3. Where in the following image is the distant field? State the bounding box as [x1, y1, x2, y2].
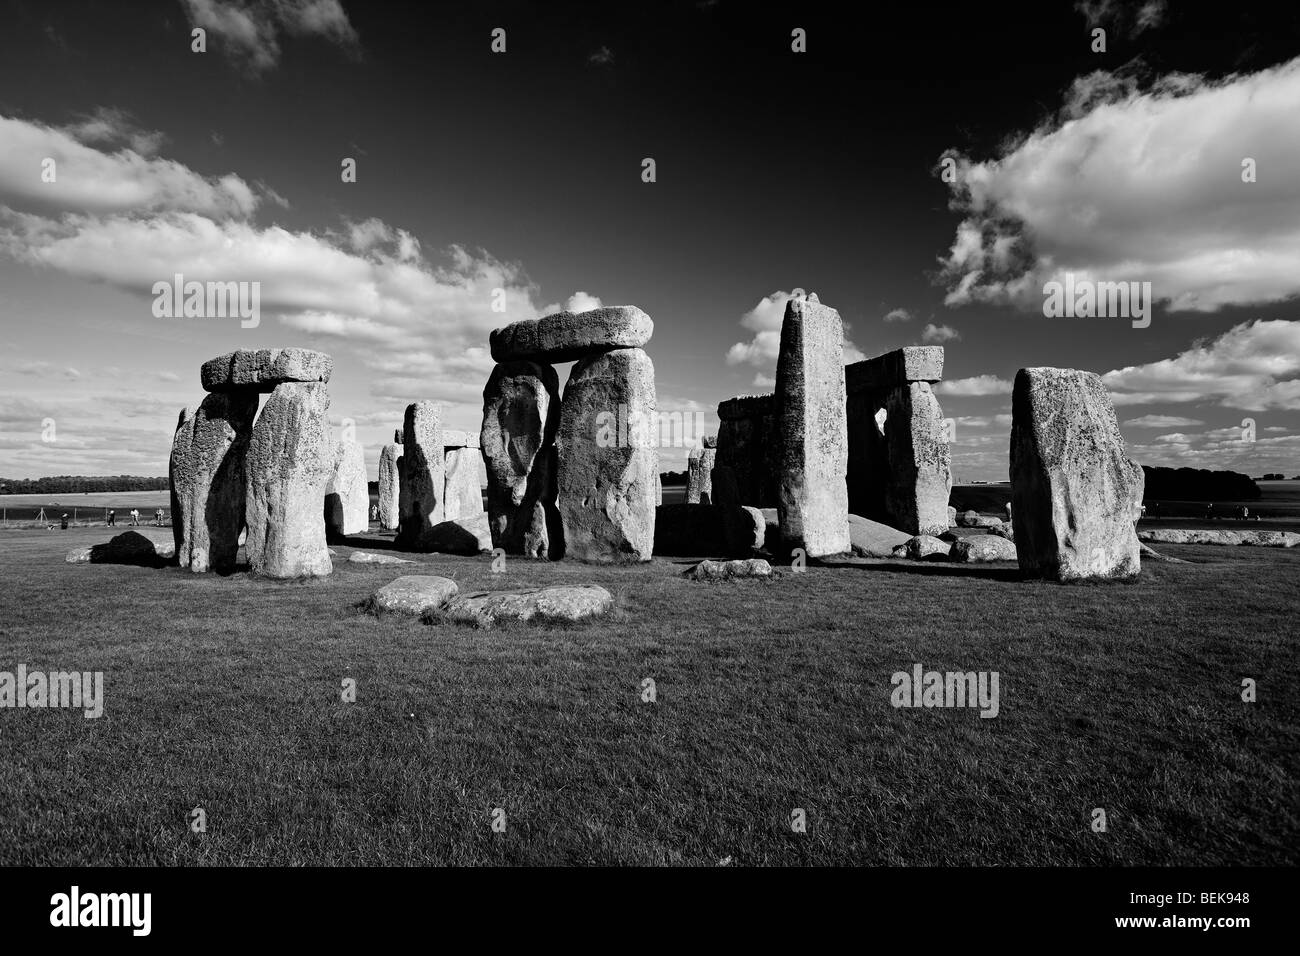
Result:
[0, 525, 1295, 865]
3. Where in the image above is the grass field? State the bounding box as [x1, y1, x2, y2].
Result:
[0, 525, 1295, 866]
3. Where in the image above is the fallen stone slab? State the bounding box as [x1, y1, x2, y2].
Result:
[433, 585, 614, 628]
[66, 531, 173, 567]
[950, 535, 1018, 563]
[348, 551, 415, 565]
[366, 575, 459, 615]
[957, 510, 1003, 529]
[426, 514, 494, 555]
[988, 521, 1014, 541]
[201, 348, 332, 393]
[1139, 542, 1190, 564]
[894, 535, 952, 561]
[490, 306, 653, 363]
[1138, 528, 1299, 548]
[683, 558, 772, 581]
[848, 514, 911, 558]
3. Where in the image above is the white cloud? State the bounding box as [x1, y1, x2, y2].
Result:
[726, 290, 866, 373]
[921, 323, 960, 344]
[0, 114, 258, 219]
[753, 373, 775, 388]
[180, 0, 360, 73]
[1122, 414, 1205, 428]
[936, 375, 1013, 397]
[62, 107, 166, 157]
[1103, 319, 1300, 410]
[1076, 0, 1167, 37]
[938, 56, 1300, 312]
[883, 307, 911, 322]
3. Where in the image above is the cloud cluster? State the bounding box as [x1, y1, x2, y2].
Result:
[180, 0, 360, 73]
[938, 56, 1300, 313]
[726, 290, 866, 381]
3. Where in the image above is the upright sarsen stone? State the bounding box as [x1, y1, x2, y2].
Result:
[1010, 367, 1144, 581]
[881, 383, 952, 536]
[397, 401, 445, 551]
[686, 441, 717, 504]
[716, 395, 778, 507]
[557, 348, 657, 562]
[444, 447, 484, 521]
[325, 438, 368, 537]
[169, 392, 257, 573]
[775, 297, 850, 557]
[245, 382, 332, 578]
[377, 433, 402, 531]
[481, 361, 561, 558]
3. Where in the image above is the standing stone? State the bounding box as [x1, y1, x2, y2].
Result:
[245, 382, 332, 578]
[444, 447, 484, 521]
[712, 464, 766, 557]
[397, 401, 445, 551]
[325, 439, 368, 536]
[377, 436, 402, 531]
[881, 383, 952, 536]
[169, 392, 257, 573]
[482, 361, 561, 558]
[1010, 367, 1144, 581]
[716, 395, 779, 507]
[654, 472, 663, 506]
[557, 348, 657, 562]
[774, 297, 850, 557]
[686, 441, 717, 504]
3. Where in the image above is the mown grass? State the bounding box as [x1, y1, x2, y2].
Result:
[0, 527, 1295, 865]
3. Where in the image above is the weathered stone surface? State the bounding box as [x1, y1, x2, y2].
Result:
[775, 297, 850, 557]
[654, 472, 663, 506]
[169, 392, 257, 573]
[66, 531, 173, 566]
[902, 534, 952, 560]
[397, 401, 445, 551]
[443, 447, 484, 521]
[958, 510, 1003, 529]
[557, 348, 657, 562]
[848, 514, 911, 558]
[325, 439, 368, 537]
[481, 361, 561, 558]
[683, 558, 772, 581]
[348, 550, 414, 565]
[366, 575, 459, 615]
[435, 585, 614, 627]
[989, 521, 1014, 541]
[377, 441, 402, 531]
[1010, 367, 1144, 581]
[845, 346, 944, 394]
[1138, 528, 1299, 548]
[490, 306, 653, 363]
[201, 348, 332, 393]
[426, 514, 493, 554]
[686, 443, 716, 504]
[245, 382, 333, 579]
[653, 503, 728, 556]
[947, 505, 958, 527]
[950, 534, 1018, 563]
[715, 395, 779, 507]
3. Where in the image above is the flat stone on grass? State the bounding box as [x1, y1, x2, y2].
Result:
[366, 575, 459, 616]
[430, 585, 614, 628]
[683, 558, 772, 581]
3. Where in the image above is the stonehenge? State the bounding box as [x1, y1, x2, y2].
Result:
[686, 437, 717, 504]
[245, 382, 334, 579]
[442, 430, 484, 522]
[397, 400, 445, 551]
[377, 430, 402, 531]
[1010, 367, 1144, 581]
[715, 395, 779, 508]
[845, 346, 951, 537]
[480, 360, 561, 558]
[169, 392, 257, 573]
[482, 305, 658, 563]
[774, 296, 850, 557]
[325, 438, 368, 537]
[170, 348, 334, 578]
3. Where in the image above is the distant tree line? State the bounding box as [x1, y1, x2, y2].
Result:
[1142, 466, 1260, 501]
[660, 470, 688, 486]
[0, 476, 169, 495]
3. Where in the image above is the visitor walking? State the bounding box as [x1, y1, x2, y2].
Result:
[107, 509, 116, 527]
[154, 508, 164, 526]
[60, 513, 69, 530]
[130, 508, 140, 526]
